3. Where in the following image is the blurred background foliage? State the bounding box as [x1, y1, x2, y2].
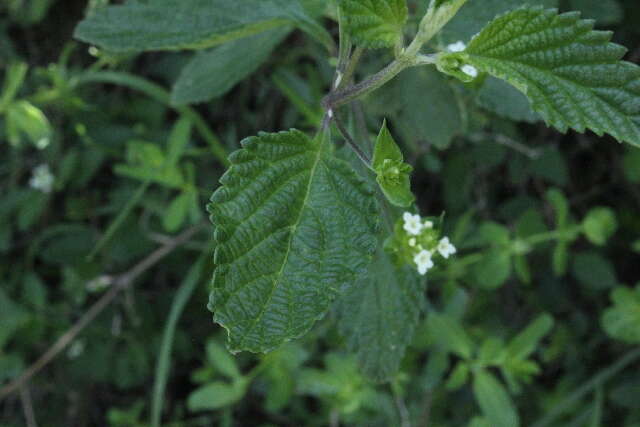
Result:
[1, 0, 640, 426]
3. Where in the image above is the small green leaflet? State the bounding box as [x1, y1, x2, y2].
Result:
[601, 285, 640, 344]
[473, 370, 520, 427]
[208, 130, 378, 353]
[74, 0, 330, 53]
[338, 249, 424, 382]
[372, 120, 415, 207]
[438, 7, 640, 147]
[339, 0, 408, 48]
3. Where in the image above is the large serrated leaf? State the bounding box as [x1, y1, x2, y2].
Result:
[74, 0, 327, 53]
[340, 0, 408, 48]
[337, 249, 424, 382]
[208, 130, 379, 353]
[447, 7, 640, 147]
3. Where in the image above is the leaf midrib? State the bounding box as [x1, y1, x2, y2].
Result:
[236, 135, 326, 349]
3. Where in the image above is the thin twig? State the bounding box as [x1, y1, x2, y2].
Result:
[0, 223, 207, 401]
[19, 386, 37, 427]
[333, 113, 373, 169]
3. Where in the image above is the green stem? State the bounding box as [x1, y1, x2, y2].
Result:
[525, 226, 582, 246]
[323, 58, 413, 110]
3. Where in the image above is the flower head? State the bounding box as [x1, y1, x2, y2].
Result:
[29, 164, 54, 194]
[403, 212, 423, 236]
[414, 250, 434, 276]
[437, 237, 457, 259]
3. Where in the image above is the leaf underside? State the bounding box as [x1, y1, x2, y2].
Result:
[340, 0, 408, 48]
[338, 249, 425, 382]
[461, 7, 640, 147]
[208, 130, 378, 353]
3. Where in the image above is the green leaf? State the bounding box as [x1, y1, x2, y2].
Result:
[208, 130, 378, 353]
[439, 0, 559, 45]
[0, 288, 29, 349]
[166, 117, 192, 167]
[206, 340, 241, 379]
[5, 100, 52, 148]
[601, 285, 640, 343]
[473, 369, 520, 427]
[339, 0, 408, 48]
[472, 248, 512, 290]
[506, 314, 554, 360]
[440, 7, 640, 147]
[171, 28, 289, 106]
[74, 0, 327, 53]
[372, 120, 415, 208]
[163, 193, 191, 233]
[338, 249, 425, 382]
[187, 379, 249, 411]
[572, 252, 617, 291]
[582, 207, 617, 246]
[427, 312, 474, 359]
[445, 362, 469, 390]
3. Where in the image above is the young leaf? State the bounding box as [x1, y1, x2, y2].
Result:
[74, 0, 327, 53]
[582, 207, 617, 246]
[505, 314, 554, 360]
[171, 28, 289, 106]
[601, 285, 640, 343]
[438, 7, 640, 147]
[339, 0, 408, 48]
[208, 130, 378, 353]
[338, 249, 425, 382]
[427, 312, 474, 359]
[417, 0, 469, 44]
[372, 120, 415, 207]
[473, 369, 520, 427]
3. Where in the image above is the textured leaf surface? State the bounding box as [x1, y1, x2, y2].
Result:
[338, 249, 424, 382]
[439, 0, 558, 45]
[449, 7, 640, 147]
[340, 0, 408, 48]
[171, 29, 289, 106]
[74, 0, 324, 53]
[208, 130, 378, 353]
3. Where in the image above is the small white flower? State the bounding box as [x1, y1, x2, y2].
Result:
[424, 220, 434, 229]
[67, 340, 85, 359]
[29, 164, 54, 194]
[446, 41, 467, 52]
[403, 212, 423, 236]
[414, 250, 434, 276]
[408, 238, 416, 247]
[327, 109, 334, 118]
[461, 65, 478, 78]
[437, 237, 457, 259]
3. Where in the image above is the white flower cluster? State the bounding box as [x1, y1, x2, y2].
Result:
[29, 164, 54, 194]
[402, 212, 457, 276]
[445, 40, 478, 79]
